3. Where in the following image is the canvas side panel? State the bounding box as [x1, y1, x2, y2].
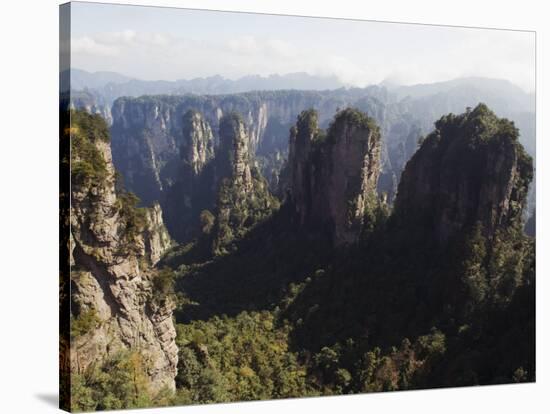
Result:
[59, 3, 71, 412]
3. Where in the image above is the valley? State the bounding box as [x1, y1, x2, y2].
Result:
[65, 74, 536, 411]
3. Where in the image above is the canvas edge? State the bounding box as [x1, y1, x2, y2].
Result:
[59, 2, 72, 412]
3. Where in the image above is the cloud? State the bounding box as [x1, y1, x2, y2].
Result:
[72, 30, 173, 58]
[265, 38, 297, 58]
[227, 36, 262, 54]
[71, 28, 534, 92]
[226, 36, 297, 59]
[72, 36, 118, 56]
[94, 29, 137, 45]
[322, 55, 370, 86]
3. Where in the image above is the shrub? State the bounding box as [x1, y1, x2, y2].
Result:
[71, 309, 100, 339]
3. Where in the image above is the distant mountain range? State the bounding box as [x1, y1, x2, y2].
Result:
[65, 68, 347, 102]
[389, 76, 535, 114]
[65, 69, 535, 129]
[66, 69, 534, 108]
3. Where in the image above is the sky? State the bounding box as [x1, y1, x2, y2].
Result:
[69, 2, 536, 92]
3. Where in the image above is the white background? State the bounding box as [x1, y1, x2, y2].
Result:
[0, 0, 547, 413]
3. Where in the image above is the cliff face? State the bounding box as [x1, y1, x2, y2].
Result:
[111, 94, 288, 243]
[287, 110, 318, 226]
[179, 110, 215, 175]
[144, 203, 173, 265]
[211, 113, 277, 254]
[394, 103, 533, 244]
[70, 89, 113, 125]
[159, 108, 276, 251]
[162, 110, 215, 242]
[287, 108, 381, 245]
[217, 113, 253, 190]
[69, 111, 177, 392]
[110, 99, 178, 206]
[109, 91, 367, 210]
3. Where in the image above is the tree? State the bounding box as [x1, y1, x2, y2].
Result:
[200, 210, 215, 235]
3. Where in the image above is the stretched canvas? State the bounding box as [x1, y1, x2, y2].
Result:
[59, 2, 536, 412]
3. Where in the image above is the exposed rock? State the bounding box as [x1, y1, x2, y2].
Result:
[179, 109, 214, 175]
[287, 110, 317, 227]
[70, 89, 113, 125]
[109, 92, 355, 211]
[211, 113, 277, 254]
[217, 113, 253, 191]
[394, 103, 533, 244]
[110, 98, 178, 205]
[287, 108, 382, 245]
[162, 110, 215, 242]
[108, 88, 535, 244]
[69, 111, 177, 392]
[147, 107, 276, 246]
[144, 203, 173, 265]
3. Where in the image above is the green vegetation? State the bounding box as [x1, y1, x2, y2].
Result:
[69, 104, 535, 410]
[70, 309, 101, 339]
[327, 107, 381, 145]
[305, 328, 447, 394]
[199, 210, 215, 235]
[175, 311, 314, 403]
[295, 109, 320, 139]
[206, 112, 281, 255]
[151, 267, 178, 305]
[71, 110, 110, 143]
[70, 351, 171, 412]
[70, 110, 110, 186]
[166, 104, 533, 403]
[281, 105, 535, 387]
[70, 110, 150, 245]
[212, 169, 279, 255]
[116, 191, 147, 241]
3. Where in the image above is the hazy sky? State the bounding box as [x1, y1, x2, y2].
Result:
[69, 2, 536, 92]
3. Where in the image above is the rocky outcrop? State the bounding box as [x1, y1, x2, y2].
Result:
[109, 91, 359, 210]
[179, 109, 214, 175]
[217, 113, 254, 190]
[151, 108, 276, 251]
[144, 203, 173, 265]
[162, 110, 215, 242]
[110, 98, 179, 206]
[394, 103, 533, 244]
[70, 89, 113, 125]
[69, 111, 177, 392]
[286, 108, 382, 245]
[109, 88, 535, 244]
[211, 113, 277, 254]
